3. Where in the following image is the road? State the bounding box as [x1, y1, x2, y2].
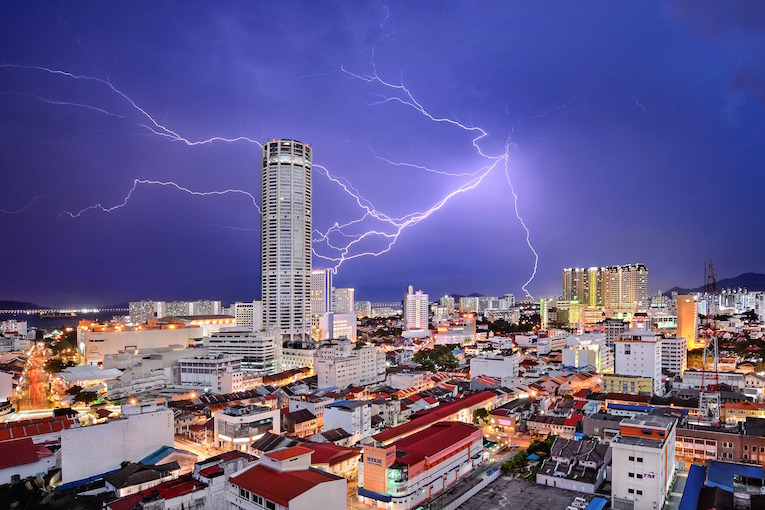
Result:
[15, 345, 51, 411]
[174, 436, 223, 461]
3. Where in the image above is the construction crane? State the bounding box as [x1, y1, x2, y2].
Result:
[698, 261, 721, 426]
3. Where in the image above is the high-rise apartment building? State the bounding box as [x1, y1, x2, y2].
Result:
[311, 269, 333, 316]
[332, 287, 355, 314]
[677, 294, 699, 349]
[262, 139, 312, 343]
[562, 264, 648, 312]
[403, 285, 429, 332]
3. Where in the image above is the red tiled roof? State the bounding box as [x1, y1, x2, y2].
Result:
[265, 445, 314, 461]
[0, 416, 74, 442]
[0, 438, 52, 469]
[107, 474, 207, 510]
[303, 443, 361, 466]
[229, 464, 340, 507]
[563, 413, 584, 427]
[392, 421, 480, 466]
[198, 465, 224, 478]
[372, 391, 496, 444]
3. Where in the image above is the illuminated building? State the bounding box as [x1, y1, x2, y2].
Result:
[206, 329, 278, 374]
[355, 300, 372, 318]
[601, 374, 655, 395]
[562, 333, 613, 373]
[262, 139, 312, 343]
[614, 331, 663, 396]
[77, 320, 204, 364]
[232, 300, 263, 332]
[214, 404, 280, 451]
[563, 264, 649, 313]
[403, 285, 428, 332]
[332, 287, 354, 314]
[358, 421, 483, 510]
[433, 313, 475, 345]
[470, 354, 520, 379]
[311, 269, 333, 315]
[314, 339, 385, 388]
[660, 337, 686, 377]
[676, 294, 699, 349]
[610, 414, 677, 510]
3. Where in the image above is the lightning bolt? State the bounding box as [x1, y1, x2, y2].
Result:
[62, 179, 260, 218]
[629, 95, 646, 113]
[1, 195, 46, 214]
[2, 58, 543, 297]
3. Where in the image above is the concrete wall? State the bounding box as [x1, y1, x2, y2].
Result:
[61, 406, 173, 483]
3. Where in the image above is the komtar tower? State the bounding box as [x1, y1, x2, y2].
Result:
[262, 139, 312, 343]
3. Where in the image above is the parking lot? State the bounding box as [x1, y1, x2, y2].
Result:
[458, 476, 593, 510]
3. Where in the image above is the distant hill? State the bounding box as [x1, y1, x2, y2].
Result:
[665, 272, 765, 295]
[0, 300, 46, 310]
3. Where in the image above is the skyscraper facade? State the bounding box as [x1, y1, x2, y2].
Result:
[311, 269, 333, 316]
[677, 294, 699, 349]
[404, 285, 429, 332]
[562, 264, 648, 312]
[262, 139, 312, 343]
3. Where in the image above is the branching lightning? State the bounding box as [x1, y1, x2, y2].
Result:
[62, 179, 261, 218]
[1, 195, 45, 215]
[2, 54, 544, 297]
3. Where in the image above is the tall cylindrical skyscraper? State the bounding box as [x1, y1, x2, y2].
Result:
[262, 139, 312, 343]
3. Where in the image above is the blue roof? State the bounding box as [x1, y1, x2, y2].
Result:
[527, 453, 540, 461]
[55, 468, 121, 492]
[140, 445, 187, 465]
[608, 403, 652, 412]
[679, 464, 706, 510]
[707, 460, 765, 492]
[358, 487, 392, 502]
[584, 497, 607, 510]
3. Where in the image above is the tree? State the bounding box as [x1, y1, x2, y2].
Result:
[473, 408, 489, 425]
[412, 345, 459, 371]
[66, 385, 82, 396]
[74, 392, 98, 404]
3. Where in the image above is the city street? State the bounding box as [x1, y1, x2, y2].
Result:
[15, 345, 51, 411]
[174, 435, 223, 461]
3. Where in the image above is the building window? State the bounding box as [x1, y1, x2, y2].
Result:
[637, 490, 643, 495]
[629, 456, 635, 461]
[628, 489, 634, 494]
[745, 445, 749, 451]
[637, 457, 643, 462]
[637, 474, 643, 479]
[628, 473, 634, 478]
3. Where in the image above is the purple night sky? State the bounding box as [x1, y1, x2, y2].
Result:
[1, 1, 764, 307]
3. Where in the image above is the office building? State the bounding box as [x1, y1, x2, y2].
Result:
[563, 264, 648, 313]
[262, 139, 312, 343]
[660, 337, 687, 376]
[611, 414, 677, 510]
[206, 329, 278, 374]
[232, 300, 263, 332]
[602, 318, 630, 348]
[470, 354, 520, 379]
[403, 285, 428, 332]
[332, 287, 354, 314]
[677, 295, 699, 350]
[311, 269, 333, 315]
[314, 339, 385, 388]
[614, 331, 663, 396]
